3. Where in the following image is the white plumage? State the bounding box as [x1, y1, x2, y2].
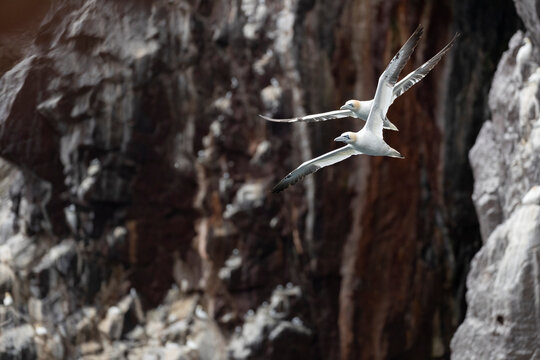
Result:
[261, 32, 459, 132]
[273, 25, 426, 192]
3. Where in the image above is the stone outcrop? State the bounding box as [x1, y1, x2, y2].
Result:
[0, 0, 523, 359]
[451, 6, 540, 355]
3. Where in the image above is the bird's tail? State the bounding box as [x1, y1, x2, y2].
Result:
[387, 146, 405, 159]
[384, 117, 399, 131]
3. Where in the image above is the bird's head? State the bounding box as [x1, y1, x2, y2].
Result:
[340, 100, 360, 111]
[334, 132, 356, 144]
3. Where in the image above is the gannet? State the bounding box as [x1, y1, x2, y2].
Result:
[516, 36, 533, 82]
[272, 25, 424, 193]
[261, 32, 459, 131]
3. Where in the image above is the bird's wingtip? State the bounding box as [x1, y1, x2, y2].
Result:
[259, 114, 293, 123]
[388, 149, 405, 159]
[271, 183, 286, 193]
[451, 32, 462, 43]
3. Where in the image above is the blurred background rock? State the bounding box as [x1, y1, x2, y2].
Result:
[0, 0, 537, 359]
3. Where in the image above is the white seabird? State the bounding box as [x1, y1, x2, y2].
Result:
[516, 36, 533, 82]
[272, 25, 424, 193]
[261, 32, 459, 132]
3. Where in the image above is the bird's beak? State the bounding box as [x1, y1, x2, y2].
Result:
[334, 136, 348, 143]
[339, 105, 349, 110]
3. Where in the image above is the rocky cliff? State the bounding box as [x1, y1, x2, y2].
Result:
[0, 0, 522, 359]
[451, 0, 540, 357]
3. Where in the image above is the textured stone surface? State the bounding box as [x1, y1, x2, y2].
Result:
[452, 1, 540, 356]
[451, 198, 540, 359]
[0, 0, 522, 359]
[0, 324, 36, 360]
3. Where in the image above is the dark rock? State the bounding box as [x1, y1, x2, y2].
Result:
[267, 321, 313, 360]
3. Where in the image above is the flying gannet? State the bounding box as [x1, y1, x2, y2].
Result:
[272, 25, 424, 193]
[260, 32, 459, 131]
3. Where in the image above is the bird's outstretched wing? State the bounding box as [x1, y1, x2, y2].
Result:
[366, 25, 423, 138]
[272, 145, 358, 193]
[259, 109, 353, 123]
[392, 33, 460, 103]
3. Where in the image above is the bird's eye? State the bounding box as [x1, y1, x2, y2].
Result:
[344, 134, 350, 139]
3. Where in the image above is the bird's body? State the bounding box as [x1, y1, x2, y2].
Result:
[350, 128, 403, 158]
[260, 33, 459, 132]
[272, 25, 427, 192]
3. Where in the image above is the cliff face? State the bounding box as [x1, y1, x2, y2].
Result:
[0, 0, 521, 359]
[451, 0, 540, 356]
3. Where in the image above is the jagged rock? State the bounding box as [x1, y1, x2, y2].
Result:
[65, 306, 99, 343]
[98, 291, 144, 341]
[249, 141, 272, 166]
[0, 160, 18, 244]
[188, 318, 227, 360]
[0, 263, 15, 294]
[228, 285, 312, 360]
[267, 320, 313, 360]
[218, 251, 242, 284]
[452, 9, 540, 358]
[223, 182, 266, 221]
[79, 341, 102, 356]
[172, 257, 202, 294]
[0, 0, 524, 359]
[451, 201, 540, 359]
[514, 0, 540, 45]
[163, 344, 199, 360]
[0, 234, 39, 270]
[469, 31, 540, 239]
[44, 333, 65, 360]
[0, 324, 36, 360]
[30, 239, 77, 299]
[469, 122, 504, 240]
[522, 185, 540, 205]
[161, 320, 189, 343]
[98, 306, 124, 341]
[481, 31, 540, 219]
[127, 342, 199, 360]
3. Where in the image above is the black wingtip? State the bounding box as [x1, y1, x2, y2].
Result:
[271, 182, 287, 193]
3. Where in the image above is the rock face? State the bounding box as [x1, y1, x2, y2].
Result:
[0, 324, 36, 360]
[0, 0, 522, 359]
[451, 8, 540, 356]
